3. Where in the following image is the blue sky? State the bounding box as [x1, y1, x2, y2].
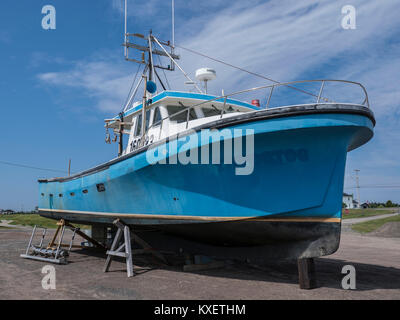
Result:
[0, 0, 399, 210]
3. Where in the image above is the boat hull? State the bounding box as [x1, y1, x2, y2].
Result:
[39, 104, 374, 257]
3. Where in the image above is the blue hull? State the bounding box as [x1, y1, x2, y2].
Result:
[38, 106, 374, 254]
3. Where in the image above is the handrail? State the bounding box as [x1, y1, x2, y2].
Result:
[124, 79, 370, 135]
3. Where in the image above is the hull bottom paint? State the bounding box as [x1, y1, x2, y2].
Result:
[39, 210, 340, 259]
[38, 105, 374, 259]
[40, 212, 341, 261]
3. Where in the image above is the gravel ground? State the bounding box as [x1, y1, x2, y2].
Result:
[0, 227, 399, 300]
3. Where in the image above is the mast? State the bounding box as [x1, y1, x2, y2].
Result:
[121, 0, 202, 100]
[148, 30, 155, 82]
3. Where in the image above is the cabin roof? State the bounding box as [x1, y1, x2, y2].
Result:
[112, 90, 258, 121]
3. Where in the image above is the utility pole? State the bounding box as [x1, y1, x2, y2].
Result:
[355, 169, 360, 208]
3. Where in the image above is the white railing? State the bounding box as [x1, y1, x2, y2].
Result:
[146, 79, 369, 133]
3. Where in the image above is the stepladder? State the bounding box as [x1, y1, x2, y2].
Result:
[103, 219, 168, 277]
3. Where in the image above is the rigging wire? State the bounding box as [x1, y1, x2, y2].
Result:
[0, 160, 67, 174]
[121, 63, 142, 112]
[176, 44, 327, 100]
[157, 55, 171, 90]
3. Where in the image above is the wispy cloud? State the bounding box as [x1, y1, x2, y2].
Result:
[38, 0, 400, 115]
[29, 52, 68, 69]
[175, 1, 399, 105]
[37, 59, 136, 112]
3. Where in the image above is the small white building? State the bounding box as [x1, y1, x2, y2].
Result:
[343, 193, 359, 209]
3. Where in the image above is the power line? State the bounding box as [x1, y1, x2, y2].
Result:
[345, 185, 400, 189]
[0, 160, 67, 174]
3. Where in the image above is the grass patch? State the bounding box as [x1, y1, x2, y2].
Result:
[1, 214, 89, 229]
[351, 215, 400, 233]
[342, 208, 398, 219]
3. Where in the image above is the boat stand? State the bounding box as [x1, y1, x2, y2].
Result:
[104, 219, 168, 277]
[297, 258, 317, 289]
[20, 219, 106, 265]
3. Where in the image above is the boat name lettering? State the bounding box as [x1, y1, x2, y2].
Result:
[264, 148, 309, 164]
[130, 135, 154, 152]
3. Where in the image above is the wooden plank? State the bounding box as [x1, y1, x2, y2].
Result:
[64, 221, 106, 249]
[183, 261, 225, 272]
[132, 233, 168, 264]
[47, 223, 62, 248]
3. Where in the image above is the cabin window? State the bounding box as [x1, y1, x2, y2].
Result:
[225, 105, 237, 113]
[202, 106, 221, 117]
[145, 109, 150, 129]
[134, 109, 152, 136]
[153, 107, 162, 125]
[167, 105, 196, 123]
[135, 114, 142, 136]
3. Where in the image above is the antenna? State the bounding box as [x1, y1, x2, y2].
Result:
[170, 0, 175, 71]
[172, 0, 175, 48]
[124, 0, 128, 57]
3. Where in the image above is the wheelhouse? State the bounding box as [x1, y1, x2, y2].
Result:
[105, 91, 258, 156]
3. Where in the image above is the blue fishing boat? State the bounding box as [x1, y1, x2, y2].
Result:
[38, 11, 374, 259]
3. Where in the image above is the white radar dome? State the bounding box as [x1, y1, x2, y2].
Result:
[195, 68, 217, 82]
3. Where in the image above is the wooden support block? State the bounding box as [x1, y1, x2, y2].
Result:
[183, 261, 225, 272]
[297, 258, 317, 289]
